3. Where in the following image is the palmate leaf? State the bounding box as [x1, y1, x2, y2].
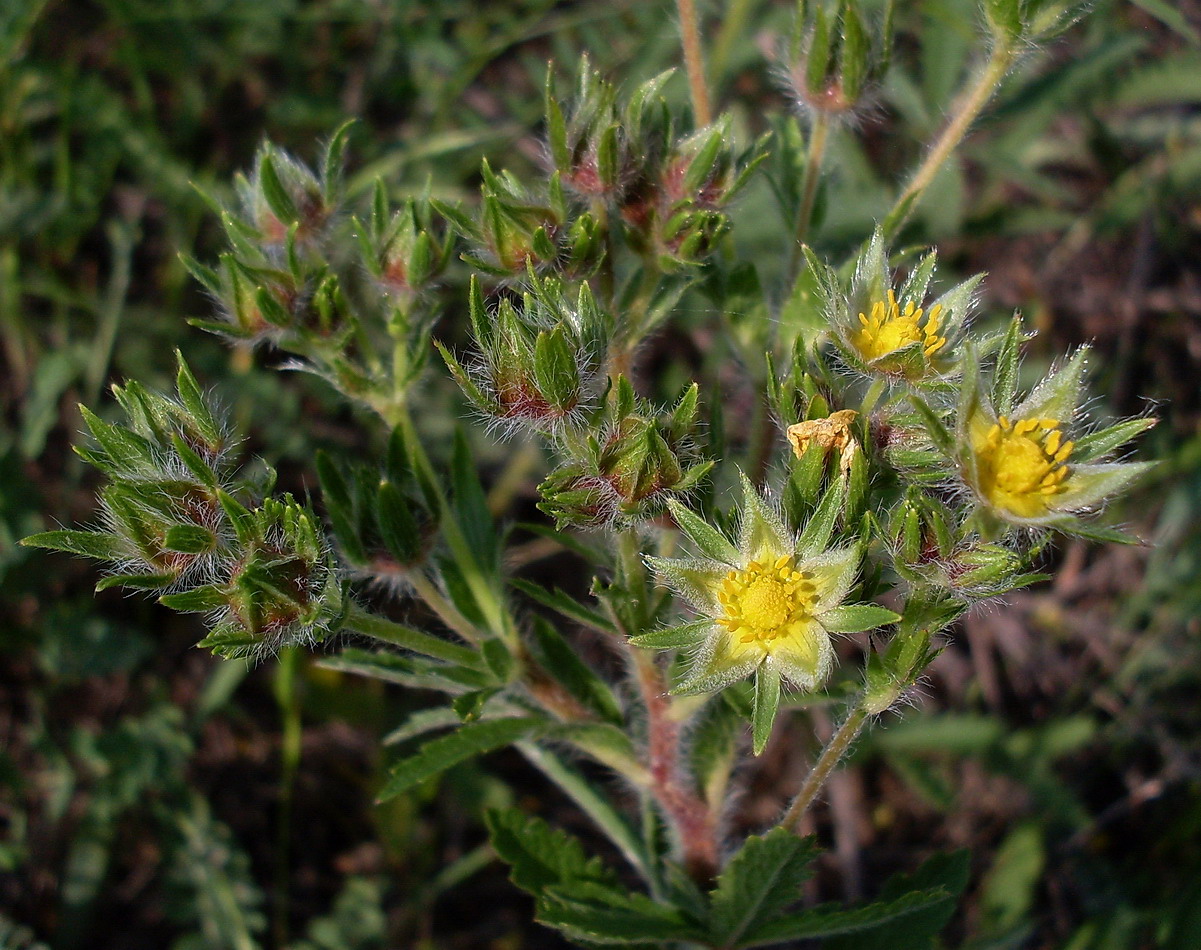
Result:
[378, 716, 547, 801]
[708, 828, 820, 946]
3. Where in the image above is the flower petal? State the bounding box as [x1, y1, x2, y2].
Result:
[770, 619, 834, 692]
[801, 546, 859, 612]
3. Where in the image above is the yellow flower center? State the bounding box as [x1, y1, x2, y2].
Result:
[852, 290, 946, 363]
[717, 555, 817, 644]
[976, 416, 1074, 517]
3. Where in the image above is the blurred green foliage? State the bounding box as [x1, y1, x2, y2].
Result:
[2, 0, 1200, 947]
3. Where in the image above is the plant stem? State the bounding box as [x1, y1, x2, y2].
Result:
[883, 40, 1014, 240]
[780, 703, 869, 834]
[788, 112, 831, 277]
[615, 528, 718, 883]
[405, 570, 482, 645]
[677, 0, 712, 127]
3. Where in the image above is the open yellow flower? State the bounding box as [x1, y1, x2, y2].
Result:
[636, 475, 898, 700]
[958, 348, 1154, 527]
[852, 290, 946, 364]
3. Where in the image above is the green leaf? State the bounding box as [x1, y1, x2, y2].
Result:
[528, 616, 624, 724]
[709, 828, 820, 946]
[376, 479, 421, 564]
[451, 428, 498, 572]
[743, 887, 955, 946]
[95, 572, 176, 592]
[823, 849, 969, 950]
[378, 717, 546, 801]
[510, 578, 618, 635]
[819, 604, 901, 634]
[486, 807, 620, 897]
[538, 880, 705, 946]
[751, 663, 781, 756]
[174, 352, 222, 447]
[21, 529, 127, 561]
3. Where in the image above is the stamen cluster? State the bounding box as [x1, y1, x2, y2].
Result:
[853, 290, 946, 362]
[717, 555, 817, 646]
[976, 416, 1073, 518]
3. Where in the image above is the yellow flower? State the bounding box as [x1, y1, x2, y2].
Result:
[638, 475, 898, 698]
[852, 290, 946, 363]
[972, 415, 1073, 519]
[957, 349, 1155, 528]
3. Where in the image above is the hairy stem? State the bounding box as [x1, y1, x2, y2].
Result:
[616, 529, 719, 883]
[677, 0, 712, 127]
[788, 111, 831, 277]
[883, 40, 1014, 240]
[780, 704, 869, 834]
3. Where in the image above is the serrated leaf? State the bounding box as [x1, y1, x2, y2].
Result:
[538, 880, 705, 946]
[710, 828, 821, 945]
[486, 807, 620, 897]
[743, 887, 955, 946]
[378, 717, 545, 801]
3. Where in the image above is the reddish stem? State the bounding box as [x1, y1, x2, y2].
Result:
[634, 651, 719, 883]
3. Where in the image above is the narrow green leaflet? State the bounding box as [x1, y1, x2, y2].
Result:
[22, 530, 128, 561]
[708, 828, 820, 946]
[378, 716, 547, 801]
[741, 888, 955, 946]
[528, 616, 624, 724]
[510, 578, 618, 635]
[538, 880, 707, 946]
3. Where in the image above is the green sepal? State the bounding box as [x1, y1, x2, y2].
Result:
[21, 529, 128, 561]
[159, 585, 229, 612]
[258, 148, 300, 226]
[163, 524, 216, 554]
[666, 498, 739, 564]
[751, 663, 782, 756]
[820, 604, 901, 634]
[95, 572, 177, 592]
[628, 619, 711, 650]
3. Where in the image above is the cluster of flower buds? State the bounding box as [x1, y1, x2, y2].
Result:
[544, 63, 763, 272]
[782, 0, 895, 118]
[537, 377, 711, 528]
[315, 428, 439, 582]
[356, 180, 454, 319]
[23, 356, 347, 658]
[439, 159, 603, 280]
[438, 274, 608, 433]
